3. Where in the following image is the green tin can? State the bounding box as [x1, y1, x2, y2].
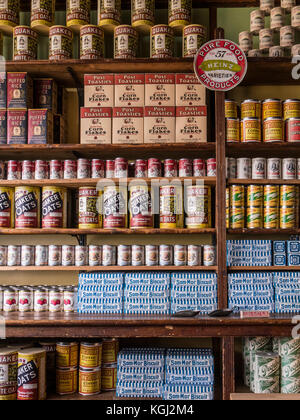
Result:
[255, 377, 280, 394]
[281, 355, 300, 379]
[281, 378, 300, 394]
[279, 338, 300, 356]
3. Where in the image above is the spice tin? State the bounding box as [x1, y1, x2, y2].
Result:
[280, 25, 295, 47]
[114, 25, 138, 59]
[79, 187, 102, 229]
[98, 0, 121, 32]
[117, 244, 131, 266]
[151, 24, 174, 58]
[102, 244, 117, 266]
[101, 363, 117, 390]
[80, 25, 104, 60]
[129, 185, 153, 229]
[145, 244, 159, 266]
[17, 348, 46, 400]
[66, 0, 90, 31]
[49, 26, 73, 61]
[131, 244, 145, 266]
[103, 185, 128, 229]
[15, 186, 40, 228]
[270, 7, 285, 31]
[102, 339, 119, 364]
[35, 245, 48, 266]
[263, 117, 284, 142]
[13, 26, 38, 61]
[31, 0, 55, 34]
[56, 342, 79, 369]
[79, 367, 101, 396]
[88, 245, 102, 266]
[132, 0, 154, 33]
[250, 9, 265, 34]
[168, 0, 191, 32]
[0, 187, 14, 228]
[80, 342, 102, 369]
[183, 24, 206, 57]
[284, 100, 300, 120]
[56, 367, 77, 395]
[42, 186, 67, 229]
[0, 0, 19, 35]
[241, 100, 261, 119]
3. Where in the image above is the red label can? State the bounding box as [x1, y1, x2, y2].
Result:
[106, 160, 115, 178]
[63, 160, 77, 179]
[91, 159, 105, 179]
[114, 157, 128, 178]
[7, 160, 21, 180]
[148, 158, 162, 178]
[35, 160, 49, 180]
[286, 118, 300, 142]
[207, 158, 217, 177]
[193, 159, 206, 176]
[164, 159, 177, 177]
[49, 160, 63, 180]
[77, 159, 91, 179]
[179, 158, 193, 177]
[135, 159, 147, 178]
[21, 161, 35, 180]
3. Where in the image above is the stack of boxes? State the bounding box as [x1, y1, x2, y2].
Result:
[163, 349, 214, 400]
[116, 348, 165, 398]
[228, 272, 275, 313]
[170, 272, 218, 315]
[226, 240, 272, 267]
[123, 273, 170, 315]
[274, 272, 300, 314]
[0, 72, 65, 145]
[273, 240, 300, 267]
[81, 73, 207, 144]
[77, 272, 123, 314]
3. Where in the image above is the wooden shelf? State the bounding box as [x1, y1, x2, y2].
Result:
[2, 313, 296, 338]
[231, 386, 300, 400]
[228, 179, 300, 185]
[0, 177, 216, 188]
[228, 229, 300, 235]
[0, 265, 217, 272]
[228, 266, 300, 271]
[48, 391, 119, 401]
[0, 228, 216, 235]
[0, 143, 216, 161]
[227, 142, 300, 158]
[3, 57, 292, 88]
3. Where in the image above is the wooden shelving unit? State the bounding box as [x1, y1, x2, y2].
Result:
[0, 265, 218, 272]
[228, 179, 300, 185]
[0, 228, 216, 235]
[228, 266, 300, 271]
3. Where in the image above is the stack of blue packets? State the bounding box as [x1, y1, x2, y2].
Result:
[227, 240, 272, 267]
[116, 348, 165, 398]
[170, 272, 218, 315]
[124, 273, 170, 315]
[163, 349, 214, 400]
[228, 272, 275, 312]
[274, 272, 300, 313]
[77, 272, 124, 314]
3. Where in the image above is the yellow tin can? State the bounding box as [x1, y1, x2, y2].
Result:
[264, 185, 279, 207]
[56, 342, 79, 369]
[247, 185, 264, 207]
[168, 0, 192, 33]
[230, 185, 245, 207]
[230, 207, 245, 229]
[80, 342, 102, 369]
[17, 348, 46, 401]
[262, 99, 282, 120]
[280, 206, 297, 228]
[15, 186, 40, 229]
[0, 0, 19, 35]
[79, 187, 103, 229]
[56, 367, 78, 395]
[225, 100, 238, 119]
[132, 0, 155, 33]
[280, 185, 298, 207]
[31, 0, 55, 35]
[79, 367, 101, 396]
[226, 118, 240, 143]
[263, 117, 284, 143]
[241, 117, 261, 143]
[226, 187, 230, 208]
[226, 207, 230, 229]
[264, 207, 279, 229]
[283, 99, 300, 120]
[0, 186, 14, 228]
[0, 382, 17, 400]
[185, 185, 212, 229]
[241, 99, 261, 119]
[102, 339, 119, 364]
[101, 363, 117, 391]
[160, 185, 184, 229]
[66, 0, 90, 32]
[98, 0, 121, 32]
[247, 206, 263, 228]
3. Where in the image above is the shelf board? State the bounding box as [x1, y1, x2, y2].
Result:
[231, 386, 300, 400]
[228, 229, 300, 235]
[0, 143, 216, 160]
[2, 313, 296, 338]
[228, 179, 300, 185]
[227, 142, 300, 158]
[0, 265, 217, 272]
[0, 228, 216, 235]
[228, 266, 300, 271]
[48, 391, 118, 401]
[0, 177, 216, 188]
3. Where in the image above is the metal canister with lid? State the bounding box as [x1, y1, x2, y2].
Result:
[284, 100, 300, 120]
[262, 99, 282, 120]
[80, 342, 102, 369]
[263, 117, 284, 143]
[183, 24, 206, 57]
[56, 342, 79, 369]
[241, 100, 261, 119]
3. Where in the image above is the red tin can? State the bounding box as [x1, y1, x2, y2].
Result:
[49, 160, 63, 180]
[63, 160, 77, 179]
[35, 160, 49, 180]
[164, 159, 177, 178]
[193, 159, 206, 176]
[206, 158, 217, 177]
[106, 160, 115, 178]
[91, 159, 105, 179]
[77, 159, 91, 179]
[7, 160, 21, 181]
[21, 161, 35, 180]
[148, 158, 162, 178]
[114, 157, 128, 178]
[179, 158, 193, 177]
[286, 118, 300, 142]
[134, 159, 147, 178]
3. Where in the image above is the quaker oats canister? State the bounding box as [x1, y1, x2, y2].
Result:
[168, 0, 192, 33]
[13, 26, 38, 61]
[132, 0, 155, 33]
[0, 0, 19, 35]
[15, 186, 40, 228]
[0, 187, 14, 228]
[183, 24, 207, 58]
[103, 185, 128, 228]
[41, 186, 67, 229]
[31, 0, 55, 35]
[98, 0, 121, 32]
[129, 184, 153, 229]
[151, 24, 174, 59]
[49, 26, 73, 61]
[66, 0, 90, 32]
[114, 25, 138, 59]
[159, 185, 184, 229]
[80, 25, 104, 60]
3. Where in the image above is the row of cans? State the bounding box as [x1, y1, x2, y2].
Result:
[226, 116, 300, 143]
[0, 285, 77, 313]
[0, 157, 217, 181]
[226, 157, 300, 180]
[0, 244, 216, 268]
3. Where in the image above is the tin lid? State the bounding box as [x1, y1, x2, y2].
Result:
[242, 99, 261, 104]
[79, 366, 101, 372]
[264, 117, 283, 120]
[57, 342, 79, 347]
[262, 98, 282, 103]
[283, 99, 300, 103]
[102, 363, 118, 368]
[81, 342, 102, 347]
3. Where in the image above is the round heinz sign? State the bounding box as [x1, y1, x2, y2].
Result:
[194, 39, 248, 91]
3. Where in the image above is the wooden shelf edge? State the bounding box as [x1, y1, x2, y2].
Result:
[0, 265, 218, 272]
[227, 229, 299, 235]
[228, 266, 300, 271]
[231, 386, 300, 400]
[228, 179, 300, 185]
[0, 228, 217, 235]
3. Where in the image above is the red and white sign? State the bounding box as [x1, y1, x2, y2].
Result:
[194, 39, 248, 91]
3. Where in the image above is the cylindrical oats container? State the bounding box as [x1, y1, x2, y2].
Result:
[132, 0, 154, 33]
[0, 0, 19, 35]
[66, 0, 90, 32]
[31, 0, 55, 35]
[80, 25, 104, 60]
[13, 25, 38, 61]
[114, 25, 138, 59]
[151, 24, 174, 59]
[98, 0, 121, 32]
[168, 0, 192, 33]
[49, 25, 73, 61]
[183, 24, 207, 57]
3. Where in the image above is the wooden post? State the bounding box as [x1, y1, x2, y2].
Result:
[222, 337, 235, 400]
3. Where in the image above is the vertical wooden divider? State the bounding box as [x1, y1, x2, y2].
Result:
[222, 337, 235, 400]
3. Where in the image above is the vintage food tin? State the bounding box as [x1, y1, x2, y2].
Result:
[103, 185, 128, 229]
[159, 244, 173, 266]
[79, 367, 101, 396]
[230, 207, 245, 229]
[102, 244, 117, 266]
[132, 0, 154, 33]
[56, 367, 77, 395]
[259, 28, 273, 50]
[280, 25, 295, 47]
[64, 286, 76, 312]
[168, 0, 191, 32]
[88, 245, 102, 266]
[226, 118, 240, 142]
[248, 49, 264, 57]
[101, 363, 117, 390]
[56, 342, 79, 369]
[267, 158, 281, 179]
[21, 244, 35, 267]
[17, 348, 46, 400]
[129, 184, 153, 229]
[131, 244, 145, 266]
[135, 159, 147, 178]
[241, 117, 261, 143]
[77, 158, 91, 179]
[269, 45, 285, 57]
[0, 109, 6, 144]
[35, 245, 48, 266]
[270, 7, 285, 31]
[262, 99, 282, 120]
[292, 5, 300, 27]
[239, 31, 253, 53]
[151, 24, 174, 58]
[284, 100, 300, 120]
[160, 185, 183, 229]
[117, 244, 131, 266]
[62, 245, 75, 266]
[0, 382, 17, 400]
[18, 287, 32, 312]
[91, 159, 105, 178]
[66, 0, 90, 31]
[3, 287, 18, 312]
[0, 187, 14, 228]
[264, 185, 279, 207]
[247, 206, 263, 229]
[75, 245, 88, 266]
[280, 206, 297, 228]
[80, 25, 104, 60]
[145, 244, 159, 266]
[281, 0, 296, 12]
[203, 245, 216, 266]
[98, 0, 121, 32]
[187, 244, 201, 266]
[247, 185, 264, 207]
[241, 100, 261, 120]
[80, 342, 102, 369]
[15, 186, 40, 228]
[0, 348, 18, 383]
[252, 157, 266, 179]
[102, 339, 119, 364]
[286, 118, 300, 142]
[42, 186, 67, 228]
[0, 0, 19, 35]
[186, 185, 212, 229]
[183, 24, 206, 57]
[225, 100, 238, 119]
[13, 26, 38, 61]
[280, 185, 298, 206]
[263, 117, 284, 142]
[174, 244, 187, 266]
[114, 157, 128, 178]
[78, 187, 102, 229]
[250, 9, 265, 34]
[264, 207, 279, 229]
[21, 160, 35, 180]
[7, 245, 21, 266]
[49, 288, 63, 313]
[34, 287, 48, 312]
[31, 0, 55, 34]
[48, 245, 62, 266]
[49, 26, 73, 61]
[49, 160, 63, 179]
[64, 160, 77, 179]
[114, 25, 138, 59]
[282, 158, 297, 179]
[260, 0, 274, 15]
[230, 185, 245, 207]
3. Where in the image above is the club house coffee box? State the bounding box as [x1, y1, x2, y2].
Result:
[7, 72, 33, 109]
[84, 74, 114, 107]
[112, 107, 144, 144]
[80, 107, 112, 144]
[114, 74, 145, 107]
[28, 109, 53, 144]
[145, 73, 175, 106]
[144, 106, 175, 143]
[176, 106, 207, 143]
[176, 74, 206, 106]
[7, 109, 27, 144]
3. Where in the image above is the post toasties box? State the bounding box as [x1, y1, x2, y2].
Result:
[176, 106, 207, 143]
[176, 74, 206, 106]
[144, 106, 175, 144]
[112, 107, 144, 144]
[80, 107, 112, 144]
[84, 74, 114, 107]
[114, 74, 145, 107]
[145, 74, 175, 107]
